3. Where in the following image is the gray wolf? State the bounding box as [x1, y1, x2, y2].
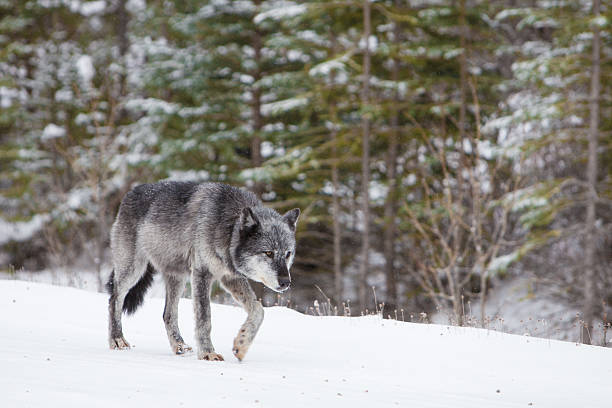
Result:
[106, 181, 300, 361]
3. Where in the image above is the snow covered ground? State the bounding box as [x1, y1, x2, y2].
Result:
[1, 281, 610, 408]
[456, 276, 585, 343]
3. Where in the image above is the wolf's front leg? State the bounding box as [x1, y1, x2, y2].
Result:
[220, 275, 264, 361]
[192, 268, 224, 361]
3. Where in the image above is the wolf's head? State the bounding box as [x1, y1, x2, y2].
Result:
[231, 207, 300, 292]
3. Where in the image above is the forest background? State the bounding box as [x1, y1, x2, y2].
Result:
[1, 0, 610, 345]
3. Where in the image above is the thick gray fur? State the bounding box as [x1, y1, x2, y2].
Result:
[107, 181, 300, 361]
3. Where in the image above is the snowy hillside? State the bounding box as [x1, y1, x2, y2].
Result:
[1, 281, 609, 408]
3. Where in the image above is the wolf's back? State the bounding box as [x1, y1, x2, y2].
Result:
[116, 181, 199, 222]
[109, 181, 201, 315]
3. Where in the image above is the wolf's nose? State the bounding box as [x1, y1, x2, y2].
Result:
[278, 277, 290, 290]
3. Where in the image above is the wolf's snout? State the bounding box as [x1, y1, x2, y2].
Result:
[278, 277, 291, 291]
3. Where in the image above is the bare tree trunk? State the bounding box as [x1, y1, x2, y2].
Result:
[582, 0, 601, 345]
[251, 86, 263, 198]
[331, 132, 343, 304]
[454, 295, 463, 326]
[329, 38, 343, 305]
[383, 4, 400, 308]
[458, 0, 467, 141]
[449, 265, 463, 326]
[250, 2, 265, 301]
[93, 0, 130, 292]
[96, 172, 107, 292]
[251, 1, 264, 198]
[479, 260, 487, 327]
[454, 0, 468, 327]
[358, 0, 372, 311]
[115, 0, 129, 122]
[331, 130, 343, 305]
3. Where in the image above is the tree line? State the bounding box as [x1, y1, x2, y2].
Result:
[1, 0, 610, 344]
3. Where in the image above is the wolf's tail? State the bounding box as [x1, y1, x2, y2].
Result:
[106, 263, 156, 315]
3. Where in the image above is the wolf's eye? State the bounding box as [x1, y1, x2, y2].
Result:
[264, 251, 274, 258]
[285, 251, 291, 259]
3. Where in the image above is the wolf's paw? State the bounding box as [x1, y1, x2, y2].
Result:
[173, 343, 193, 355]
[232, 329, 252, 361]
[198, 352, 224, 361]
[110, 336, 130, 350]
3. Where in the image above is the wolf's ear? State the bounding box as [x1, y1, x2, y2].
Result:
[282, 208, 300, 231]
[240, 207, 259, 230]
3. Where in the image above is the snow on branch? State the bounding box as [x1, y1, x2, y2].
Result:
[261, 97, 308, 117]
[501, 186, 548, 212]
[494, 8, 530, 21]
[309, 59, 348, 78]
[125, 98, 179, 115]
[254, 3, 307, 24]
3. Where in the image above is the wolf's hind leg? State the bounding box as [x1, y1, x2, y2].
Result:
[163, 273, 192, 355]
[220, 275, 264, 361]
[192, 268, 224, 361]
[108, 269, 132, 349]
[108, 272, 132, 349]
[108, 256, 147, 350]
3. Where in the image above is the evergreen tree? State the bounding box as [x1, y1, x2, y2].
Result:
[490, 0, 611, 343]
[396, 0, 515, 324]
[0, 0, 609, 336]
[1, 1, 123, 280]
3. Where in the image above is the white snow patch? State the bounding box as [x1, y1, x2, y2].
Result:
[591, 15, 607, 28]
[254, 4, 307, 24]
[0, 280, 610, 408]
[403, 173, 417, 187]
[76, 55, 95, 83]
[125, 98, 178, 115]
[54, 89, 73, 102]
[358, 35, 378, 51]
[460, 276, 589, 343]
[296, 30, 328, 46]
[418, 7, 452, 19]
[503, 186, 548, 212]
[42, 123, 66, 140]
[66, 188, 91, 210]
[261, 141, 275, 158]
[443, 48, 463, 59]
[80, 0, 106, 16]
[0, 215, 50, 245]
[487, 252, 520, 274]
[165, 170, 211, 182]
[126, 0, 145, 12]
[261, 97, 307, 116]
[494, 8, 527, 21]
[74, 113, 90, 126]
[369, 180, 388, 204]
[0, 86, 19, 108]
[177, 104, 209, 118]
[309, 59, 346, 77]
